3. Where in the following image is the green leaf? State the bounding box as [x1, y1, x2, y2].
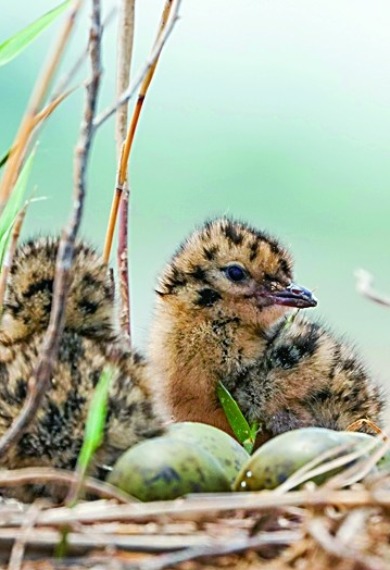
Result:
[0, 148, 36, 268]
[77, 367, 113, 471]
[0, 0, 71, 67]
[217, 381, 259, 454]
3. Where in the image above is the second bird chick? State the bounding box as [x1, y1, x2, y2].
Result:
[149, 218, 384, 444]
[0, 238, 162, 500]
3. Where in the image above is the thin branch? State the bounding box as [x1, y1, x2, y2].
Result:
[118, 182, 131, 341]
[103, 0, 181, 264]
[94, 0, 182, 131]
[275, 436, 383, 494]
[26, 488, 390, 527]
[113, 0, 177, 338]
[7, 502, 42, 570]
[0, 528, 283, 554]
[103, 0, 181, 346]
[135, 532, 302, 570]
[0, 0, 83, 214]
[0, 467, 132, 503]
[308, 517, 385, 570]
[0, 203, 28, 309]
[325, 437, 390, 490]
[118, 0, 176, 188]
[115, 0, 136, 344]
[52, 6, 117, 102]
[0, 0, 102, 460]
[115, 0, 135, 156]
[355, 269, 390, 307]
[33, 87, 77, 126]
[2, 89, 77, 171]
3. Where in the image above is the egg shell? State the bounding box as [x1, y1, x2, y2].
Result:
[167, 421, 250, 485]
[108, 435, 231, 501]
[234, 427, 374, 492]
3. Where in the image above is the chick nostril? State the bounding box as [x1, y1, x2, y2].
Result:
[289, 285, 303, 296]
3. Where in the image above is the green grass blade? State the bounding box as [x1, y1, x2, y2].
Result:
[0, 0, 71, 67]
[77, 367, 113, 471]
[0, 148, 36, 267]
[217, 381, 259, 453]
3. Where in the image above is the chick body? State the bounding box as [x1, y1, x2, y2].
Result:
[0, 238, 162, 500]
[149, 218, 384, 443]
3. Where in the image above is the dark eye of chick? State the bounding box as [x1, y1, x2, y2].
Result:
[224, 264, 248, 283]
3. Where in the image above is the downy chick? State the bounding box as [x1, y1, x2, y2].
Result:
[149, 218, 384, 444]
[0, 237, 162, 499]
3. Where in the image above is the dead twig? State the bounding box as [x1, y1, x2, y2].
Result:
[0, 0, 102, 462]
[0, 203, 28, 309]
[135, 531, 302, 570]
[102, 0, 182, 271]
[0, 529, 301, 563]
[95, 0, 182, 130]
[118, 181, 131, 341]
[355, 269, 390, 307]
[275, 436, 384, 495]
[308, 516, 385, 570]
[7, 502, 42, 570]
[0, 467, 132, 503]
[0, 528, 216, 553]
[117, 0, 176, 188]
[103, 0, 181, 343]
[325, 437, 390, 490]
[52, 7, 117, 102]
[3, 89, 77, 170]
[17, 488, 390, 528]
[115, 0, 135, 156]
[115, 0, 136, 344]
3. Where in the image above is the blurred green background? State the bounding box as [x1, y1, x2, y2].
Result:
[1, 1, 389, 394]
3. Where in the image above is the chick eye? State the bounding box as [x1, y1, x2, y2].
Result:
[224, 264, 247, 283]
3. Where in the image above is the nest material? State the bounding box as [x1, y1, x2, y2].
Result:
[0, 471, 390, 570]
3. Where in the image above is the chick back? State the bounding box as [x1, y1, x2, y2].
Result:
[0, 237, 163, 501]
[228, 314, 385, 440]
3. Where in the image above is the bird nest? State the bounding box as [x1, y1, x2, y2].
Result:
[0, 465, 390, 570]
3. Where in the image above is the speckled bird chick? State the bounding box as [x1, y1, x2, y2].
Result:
[0, 238, 162, 500]
[149, 218, 384, 444]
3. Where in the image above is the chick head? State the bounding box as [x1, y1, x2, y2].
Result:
[156, 218, 317, 330]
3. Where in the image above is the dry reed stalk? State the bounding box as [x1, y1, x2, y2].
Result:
[0, 204, 28, 309]
[0, 467, 132, 503]
[7, 502, 42, 570]
[102, 0, 182, 265]
[16, 487, 390, 527]
[0, 0, 83, 214]
[115, 0, 136, 343]
[94, 0, 182, 131]
[355, 269, 390, 307]
[0, 0, 102, 461]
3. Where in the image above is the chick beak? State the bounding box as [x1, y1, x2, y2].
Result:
[261, 283, 317, 309]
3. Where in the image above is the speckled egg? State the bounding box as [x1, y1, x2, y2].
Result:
[167, 422, 250, 485]
[233, 427, 374, 492]
[107, 436, 231, 501]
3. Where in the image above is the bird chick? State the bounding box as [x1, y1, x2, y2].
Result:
[0, 238, 162, 500]
[149, 218, 384, 444]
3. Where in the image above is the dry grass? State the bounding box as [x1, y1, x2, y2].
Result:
[0, 467, 390, 570]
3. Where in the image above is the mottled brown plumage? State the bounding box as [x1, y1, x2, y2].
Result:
[0, 238, 162, 501]
[149, 218, 384, 444]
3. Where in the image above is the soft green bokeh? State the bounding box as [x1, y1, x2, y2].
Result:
[1, 1, 389, 395]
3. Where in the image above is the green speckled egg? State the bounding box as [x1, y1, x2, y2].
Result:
[233, 427, 370, 492]
[167, 422, 250, 485]
[107, 436, 231, 501]
[336, 431, 390, 473]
